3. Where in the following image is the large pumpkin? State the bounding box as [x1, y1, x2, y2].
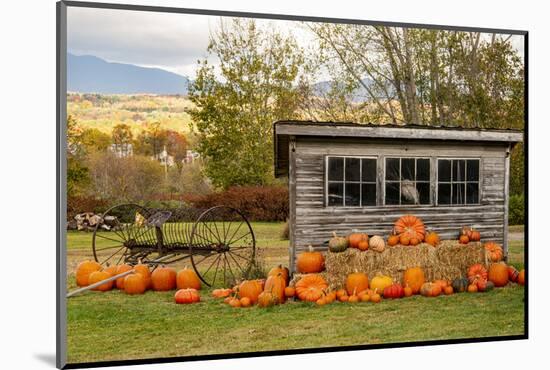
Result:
[488, 263, 509, 287]
[420, 282, 441, 297]
[264, 273, 287, 304]
[370, 274, 393, 295]
[484, 242, 504, 262]
[88, 270, 113, 291]
[394, 215, 426, 241]
[268, 265, 289, 286]
[151, 266, 177, 291]
[115, 264, 133, 289]
[238, 279, 264, 304]
[295, 274, 328, 302]
[451, 277, 469, 293]
[174, 288, 200, 304]
[345, 272, 369, 296]
[403, 267, 425, 294]
[176, 267, 202, 290]
[383, 283, 405, 299]
[329, 232, 349, 253]
[347, 232, 368, 250]
[123, 273, 147, 295]
[296, 245, 325, 273]
[467, 263, 488, 284]
[134, 263, 152, 288]
[75, 260, 102, 287]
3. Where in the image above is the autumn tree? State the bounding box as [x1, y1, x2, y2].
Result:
[187, 18, 306, 189]
[111, 123, 133, 155]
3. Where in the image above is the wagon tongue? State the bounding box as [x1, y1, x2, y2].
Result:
[147, 211, 172, 227]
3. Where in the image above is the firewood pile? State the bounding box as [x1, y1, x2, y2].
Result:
[67, 212, 120, 231]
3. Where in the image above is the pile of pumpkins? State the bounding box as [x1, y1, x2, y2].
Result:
[74, 260, 203, 304]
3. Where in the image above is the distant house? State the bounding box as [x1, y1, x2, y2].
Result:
[109, 143, 133, 158]
[152, 146, 175, 167]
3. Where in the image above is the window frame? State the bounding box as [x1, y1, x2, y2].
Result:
[435, 157, 482, 206]
[324, 155, 378, 208]
[382, 156, 432, 206]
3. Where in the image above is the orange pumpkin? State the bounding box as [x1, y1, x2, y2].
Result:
[133, 263, 152, 289]
[394, 215, 426, 241]
[459, 235, 470, 244]
[387, 228, 400, 247]
[420, 282, 441, 297]
[488, 263, 509, 287]
[403, 286, 413, 297]
[228, 297, 241, 308]
[296, 245, 325, 273]
[357, 240, 369, 251]
[409, 237, 420, 246]
[348, 233, 368, 249]
[264, 273, 287, 304]
[240, 297, 252, 307]
[104, 264, 117, 277]
[403, 267, 425, 294]
[284, 286, 296, 298]
[88, 270, 113, 291]
[424, 232, 440, 247]
[123, 273, 147, 295]
[115, 264, 133, 289]
[345, 272, 369, 296]
[174, 288, 200, 304]
[176, 267, 202, 290]
[444, 286, 454, 295]
[518, 269, 525, 285]
[75, 260, 102, 287]
[151, 266, 177, 291]
[257, 291, 276, 308]
[467, 283, 478, 293]
[467, 263, 488, 284]
[212, 288, 232, 298]
[433, 279, 449, 290]
[370, 293, 381, 303]
[484, 242, 504, 262]
[399, 234, 411, 246]
[470, 228, 481, 242]
[268, 265, 289, 286]
[295, 274, 328, 302]
[238, 280, 264, 304]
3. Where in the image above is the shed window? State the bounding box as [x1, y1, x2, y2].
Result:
[384, 158, 431, 205]
[437, 159, 480, 205]
[327, 157, 377, 207]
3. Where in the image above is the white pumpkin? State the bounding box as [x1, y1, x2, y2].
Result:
[369, 235, 385, 252]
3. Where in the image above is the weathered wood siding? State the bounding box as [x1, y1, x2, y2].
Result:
[290, 137, 508, 270]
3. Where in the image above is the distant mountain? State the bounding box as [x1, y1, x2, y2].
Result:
[67, 53, 189, 95]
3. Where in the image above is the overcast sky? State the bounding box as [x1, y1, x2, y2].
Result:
[67, 7, 524, 79]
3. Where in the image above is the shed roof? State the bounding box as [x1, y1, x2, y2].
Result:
[274, 120, 523, 177]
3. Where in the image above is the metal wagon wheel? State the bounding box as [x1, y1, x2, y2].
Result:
[92, 203, 156, 266]
[189, 206, 256, 288]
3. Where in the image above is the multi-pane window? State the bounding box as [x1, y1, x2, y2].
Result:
[327, 157, 377, 207]
[384, 157, 431, 205]
[437, 159, 480, 205]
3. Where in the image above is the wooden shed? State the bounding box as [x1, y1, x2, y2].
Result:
[274, 121, 523, 272]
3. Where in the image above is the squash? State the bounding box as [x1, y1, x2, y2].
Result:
[484, 242, 504, 262]
[238, 280, 264, 304]
[174, 288, 200, 304]
[403, 267, 425, 294]
[394, 215, 426, 241]
[123, 273, 147, 295]
[467, 263, 488, 284]
[329, 232, 348, 253]
[296, 245, 325, 273]
[451, 277, 469, 293]
[420, 282, 441, 297]
[75, 260, 102, 287]
[370, 274, 393, 295]
[176, 267, 201, 290]
[347, 232, 368, 250]
[383, 283, 404, 299]
[295, 274, 328, 302]
[264, 273, 287, 304]
[88, 270, 114, 291]
[151, 266, 177, 291]
[424, 231, 440, 247]
[345, 272, 369, 296]
[488, 263, 509, 287]
[369, 236, 385, 252]
[268, 265, 289, 286]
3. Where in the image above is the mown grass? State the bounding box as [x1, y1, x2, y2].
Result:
[66, 222, 525, 364]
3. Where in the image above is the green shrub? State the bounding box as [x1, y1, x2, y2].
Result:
[509, 193, 524, 225]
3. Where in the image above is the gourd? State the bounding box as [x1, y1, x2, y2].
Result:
[151, 266, 177, 291]
[238, 280, 264, 304]
[487, 263, 509, 287]
[176, 267, 202, 290]
[394, 215, 426, 241]
[484, 242, 504, 262]
[347, 232, 368, 250]
[329, 232, 348, 253]
[451, 277, 469, 293]
[345, 271, 369, 296]
[75, 260, 102, 287]
[403, 267, 425, 294]
[296, 245, 325, 273]
[370, 274, 393, 294]
[295, 274, 328, 302]
[369, 236, 385, 252]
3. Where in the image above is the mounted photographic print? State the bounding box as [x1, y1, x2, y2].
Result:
[57, 1, 527, 368]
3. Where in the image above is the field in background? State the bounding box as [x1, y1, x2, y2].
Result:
[66, 222, 525, 364]
[67, 94, 195, 135]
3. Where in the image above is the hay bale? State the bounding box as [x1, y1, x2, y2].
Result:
[319, 241, 487, 290]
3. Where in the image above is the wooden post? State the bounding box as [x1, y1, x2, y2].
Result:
[503, 144, 511, 259]
[288, 136, 297, 274]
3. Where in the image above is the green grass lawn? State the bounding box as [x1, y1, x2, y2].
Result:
[66, 222, 525, 364]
